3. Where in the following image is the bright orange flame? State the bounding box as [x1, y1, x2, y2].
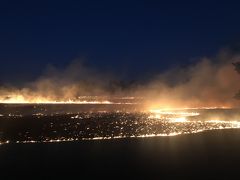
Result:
[0, 94, 138, 104]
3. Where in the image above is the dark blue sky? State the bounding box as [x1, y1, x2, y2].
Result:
[1, 0, 240, 83]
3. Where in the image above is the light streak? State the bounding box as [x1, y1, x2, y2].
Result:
[0, 95, 139, 104]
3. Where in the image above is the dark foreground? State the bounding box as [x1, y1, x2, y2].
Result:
[1, 129, 240, 179]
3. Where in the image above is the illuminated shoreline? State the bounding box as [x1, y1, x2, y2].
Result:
[1, 127, 240, 146]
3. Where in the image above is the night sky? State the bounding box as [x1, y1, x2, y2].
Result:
[1, 0, 240, 83]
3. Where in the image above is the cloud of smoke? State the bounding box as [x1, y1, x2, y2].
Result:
[0, 60, 120, 103]
[0, 50, 240, 108]
[135, 51, 240, 109]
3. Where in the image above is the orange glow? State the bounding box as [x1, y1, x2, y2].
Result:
[0, 94, 139, 104]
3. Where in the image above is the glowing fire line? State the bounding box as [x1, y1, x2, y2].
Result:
[0, 95, 139, 104]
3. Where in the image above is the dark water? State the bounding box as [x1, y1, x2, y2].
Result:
[1, 130, 240, 179]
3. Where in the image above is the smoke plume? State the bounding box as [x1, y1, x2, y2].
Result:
[135, 51, 240, 109]
[0, 50, 240, 108]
